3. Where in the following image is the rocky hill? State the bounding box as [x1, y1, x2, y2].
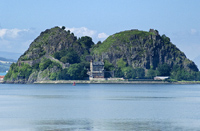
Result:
[91, 29, 198, 72]
[4, 26, 93, 83]
[4, 27, 199, 83]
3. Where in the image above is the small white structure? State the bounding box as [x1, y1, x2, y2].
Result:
[154, 76, 169, 80]
[0, 76, 4, 81]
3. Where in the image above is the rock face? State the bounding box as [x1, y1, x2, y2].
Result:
[19, 27, 83, 61]
[91, 29, 198, 72]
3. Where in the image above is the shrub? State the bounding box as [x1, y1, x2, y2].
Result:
[39, 59, 52, 71]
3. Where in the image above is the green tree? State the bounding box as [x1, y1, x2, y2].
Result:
[39, 59, 52, 71]
[170, 64, 197, 81]
[161, 34, 170, 44]
[66, 50, 80, 64]
[104, 60, 114, 71]
[50, 72, 58, 80]
[4, 63, 17, 80]
[122, 66, 136, 79]
[57, 69, 70, 80]
[96, 41, 102, 45]
[53, 49, 80, 64]
[32, 63, 39, 70]
[17, 63, 32, 79]
[195, 72, 200, 81]
[116, 58, 127, 68]
[62, 26, 66, 30]
[147, 68, 156, 79]
[114, 68, 124, 78]
[59, 50, 67, 58]
[59, 49, 80, 64]
[67, 63, 87, 80]
[135, 68, 145, 78]
[157, 64, 171, 76]
[53, 52, 61, 60]
[78, 36, 94, 48]
[60, 56, 69, 63]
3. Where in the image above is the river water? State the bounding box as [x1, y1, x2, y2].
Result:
[1, 84, 200, 131]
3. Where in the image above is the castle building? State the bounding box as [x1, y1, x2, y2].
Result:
[88, 61, 104, 78]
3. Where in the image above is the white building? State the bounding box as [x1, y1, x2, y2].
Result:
[154, 76, 169, 80]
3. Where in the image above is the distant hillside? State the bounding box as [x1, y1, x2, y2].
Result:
[0, 51, 21, 60]
[0, 57, 16, 62]
[0, 63, 11, 72]
[4, 27, 200, 83]
[0, 57, 16, 72]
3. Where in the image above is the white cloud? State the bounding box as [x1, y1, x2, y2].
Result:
[0, 29, 7, 38]
[65, 27, 96, 38]
[0, 28, 38, 54]
[98, 32, 109, 39]
[64, 26, 110, 43]
[0, 26, 110, 55]
[0, 28, 30, 39]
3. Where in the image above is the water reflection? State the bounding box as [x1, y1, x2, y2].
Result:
[6, 94, 200, 102]
[34, 119, 93, 131]
[106, 96, 176, 101]
[33, 119, 200, 131]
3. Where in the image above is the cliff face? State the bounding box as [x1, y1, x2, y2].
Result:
[91, 29, 198, 72]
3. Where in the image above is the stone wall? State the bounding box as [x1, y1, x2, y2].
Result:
[89, 77, 124, 81]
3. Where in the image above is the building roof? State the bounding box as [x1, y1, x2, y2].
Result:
[154, 76, 169, 78]
[154, 76, 169, 80]
[0, 76, 5, 78]
[92, 61, 104, 65]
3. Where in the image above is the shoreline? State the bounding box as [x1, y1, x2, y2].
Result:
[34, 80, 169, 84]
[2, 80, 200, 84]
[33, 80, 200, 84]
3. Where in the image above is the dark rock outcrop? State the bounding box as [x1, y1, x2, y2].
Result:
[19, 27, 83, 61]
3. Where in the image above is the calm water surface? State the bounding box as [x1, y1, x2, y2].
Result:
[1, 84, 200, 131]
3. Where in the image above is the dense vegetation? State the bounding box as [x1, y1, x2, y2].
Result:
[106, 60, 200, 81]
[4, 63, 33, 81]
[53, 49, 81, 64]
[49, 63, 88, 80]
[4, 58, 89, 82]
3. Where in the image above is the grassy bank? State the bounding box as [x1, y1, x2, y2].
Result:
[175, 81, 200, 84]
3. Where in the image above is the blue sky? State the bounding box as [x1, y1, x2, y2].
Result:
[0, 0, 200, 66]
